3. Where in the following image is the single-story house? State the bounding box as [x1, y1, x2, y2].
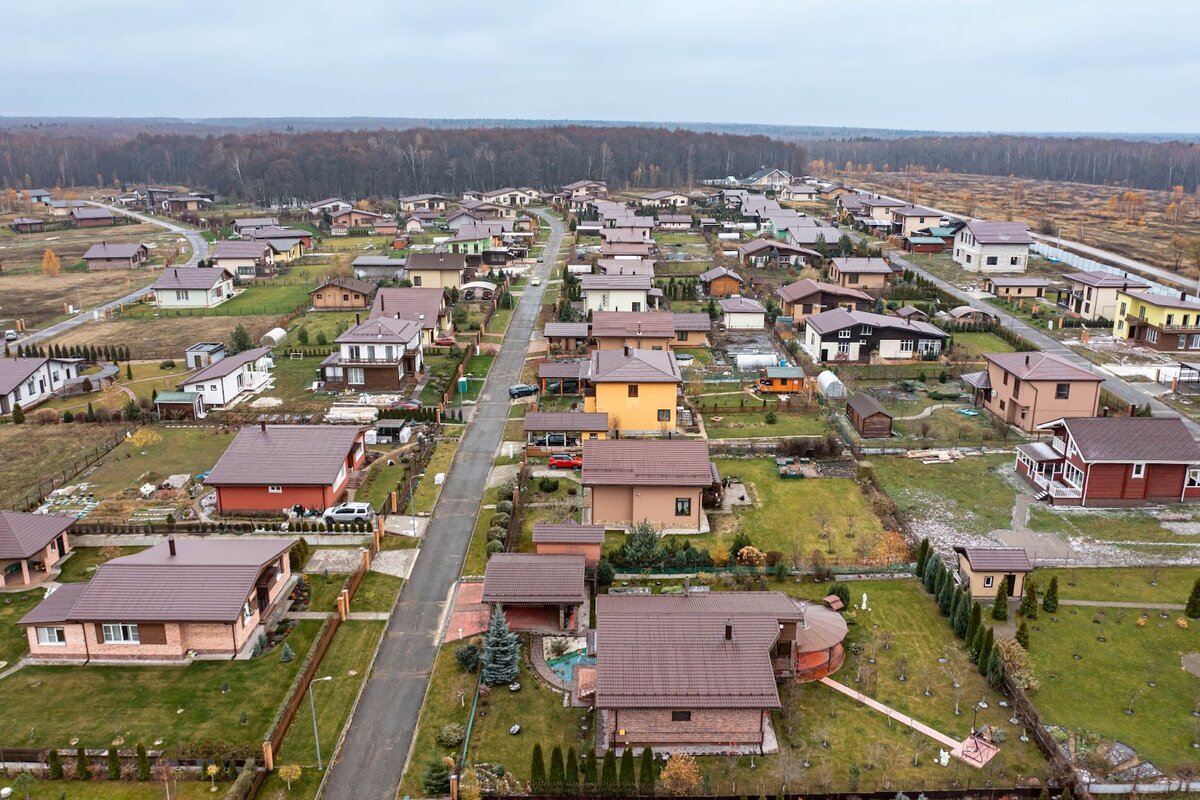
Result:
[719, 296, 767, 330]
[590, 311, 675, 351]
[953, 547, 1032, 600]
[152, 267, 236, 309]
[20, 538, 296, 663]
[846, 393, 892, 439]
[698, 266, 744, 298]
[736, 238, 811, 268]
[656, 214, 693, 230]
[233, 217, 279, 237]
[9, 217, 44, 233]
[827, 257, 893, 293]
[310, 277, 377, 310]
[0, 510, 73, 588]
[582, 439, 716, 532]
[482, 553, 587, 632]
[0, 356, 85, 415]
[70, 207, 115, 227]
[984, 277, 1052, 300]
[673, 312, 711, 348]
[177, 346, 273, 408]
[206, 424, 367, 514]
[82, 242, 149, 270]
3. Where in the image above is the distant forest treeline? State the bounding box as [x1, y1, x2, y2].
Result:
[808, 135, 1200, 193]
[0, 126, 806, 202]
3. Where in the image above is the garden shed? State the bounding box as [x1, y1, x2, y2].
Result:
[846, 393, 893, 439]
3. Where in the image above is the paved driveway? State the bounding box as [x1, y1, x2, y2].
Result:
[321, 209, 564, 800]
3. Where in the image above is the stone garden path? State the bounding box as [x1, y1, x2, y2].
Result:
[893, 402, 968, 421]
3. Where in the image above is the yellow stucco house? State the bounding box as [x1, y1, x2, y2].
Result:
[583, 347, 682, 436]
[1112, 290, 1200, 353]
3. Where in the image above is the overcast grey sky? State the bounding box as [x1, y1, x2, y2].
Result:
[3, 0, 1197, 133]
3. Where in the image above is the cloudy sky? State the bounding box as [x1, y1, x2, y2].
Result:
[3, 0, 1197, 133]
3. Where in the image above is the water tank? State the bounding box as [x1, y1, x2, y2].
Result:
[259, 327, 287, 347]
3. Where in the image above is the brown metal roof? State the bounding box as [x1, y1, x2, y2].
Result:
[956, 546, 1033, 573]
[698, 266, 742, 284]
[984, 352, 1103, 383]
[718, 297, 766, 314]
[847, 393, 890, 419]
[524, 412, 610, 432]
[0, 511, 74, 560]
[21, 539, 295, 624]
[406, 252, 468, 271]
[335, 317, 422, 344]
[672, 312, 712, 332]
[481, 554, 587, 605]
[1059, 417, 1200, 463]
[311, 276, 377, 296]
[370, 287, 446, 329]
[776, 278, 870, 304]
[0, 356, 49, 396]
[580, 273, 653, 291]
[532, 521, 606, 545]
[830, 257, 893, 274]
[591, 311, 675, 339]
[587, 348, 681, 384]
[963, 220, 1033, 245]
[543, 322, 589, 338]
[152, 267, 234, 291]
[538, 360, 587, 379]
[582, 439, 712, 486]
[205, 425, 362, 486]
[82, 242, 146, 260]
[213, 240, 272, 259]
[19, 582, 87, 625]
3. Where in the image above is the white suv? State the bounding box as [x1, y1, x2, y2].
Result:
[323, 502, 376, 525]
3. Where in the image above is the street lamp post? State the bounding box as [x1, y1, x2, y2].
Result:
[309, 675, 333, 770]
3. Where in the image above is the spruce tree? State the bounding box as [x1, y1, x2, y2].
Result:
[548, 745, 564, 794]
[530, 743, 546, 794]
[1019, 578, 1039, 620]
[638, 747, 656, 796]
[938, 574, 955, 616]
[1016, 620, 1030, 650]
[48, 749, 62, 780]
[76, 746, 90, 780]
[564, 746, 579, 794]
[107, 747, 120, 780]
[914, 538, 930, 575]
[966, 601, 982, 648]
[1043, 575, 1059, 613]
[991, 581, 1009, 621]
[583, 752, 598, 792]
[969, 617, 986, 664]
[481, 605, 519, 685]
[600, 750, 617, 796]
[618, 748, 636, 796]
[136, 743, 150, 781]
[921, 555, 936, 591]
[11, 402, 23, 424]
[1186, 577, 1200, 619]
[978, 627, 995, 676]
[986, 642, 1004, 688]
[953, 589, 970, 638]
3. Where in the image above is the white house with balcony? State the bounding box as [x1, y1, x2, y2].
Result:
[178, 347, 274, 408]
[319, 317, 424, 392]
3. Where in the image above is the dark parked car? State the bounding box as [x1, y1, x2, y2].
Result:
[543, 379, 580, 394]
[508, 383, 538, 399]
[533, 433, 571, 448]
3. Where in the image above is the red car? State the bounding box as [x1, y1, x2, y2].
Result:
[434, 336, 458, 347]
[547, 453, 582, 470]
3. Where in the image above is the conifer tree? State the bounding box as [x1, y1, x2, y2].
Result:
[530, 743, 546, 795]
[977, 627, 995, 676]
[991, 581, 1009, 621]
[618, 748, 636, 796]
[564, 746, 579, 794]
[1043, 575, 1060, 613]
[638, 747, 656, 796]
[1016, 620, 1030, 650]
[549, 746, 565, 795]
[1186, 577, 1200, 619]
[481, 605, 519, 685]
[600, 750, 617, 796]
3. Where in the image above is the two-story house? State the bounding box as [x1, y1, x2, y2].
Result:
[1057, 271, 1148, 321]
[827, 257, 894, 293]
[857, 196, 905, 221]
[963, 352, 1103, 433]
[1015, 416, 1200, 506]
[1113, 290, 1200, 351]
[583, 347, 682, 436]
[370, 287, 452, 345]
[890, 206, 943, 237]
[151, 267, 236, 309]
[405, 252, 469, 290]
[581, 274, 655, 314]
[776, 278, 871, 324]
[804, 309, 947, 363]
[212, 241, 276, 279]
[320, 317, 424, 391]
[952, 220, 1033, 273]
[178, 347, 274, 408]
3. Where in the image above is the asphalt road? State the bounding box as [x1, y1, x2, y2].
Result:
[321, 210, 563, 800]
[19, 202, 210, 345]
[888, 249, 1200, 437]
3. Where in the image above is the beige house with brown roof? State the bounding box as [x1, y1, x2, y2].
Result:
[582, 439, 715, 532]
[406, 252, 468, 290]
[963, 352, 1103, 433]
[954, 547, 1032, 600]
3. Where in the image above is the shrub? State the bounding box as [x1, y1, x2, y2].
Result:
[436, 723, 465, 748]
[596, 558, 615, 586]
[496, 500, 514, 513]
[1043, 575, 1059, 613]
[107, 747, 120, 780]
[489, 512, 510, 528]
[539, 477, 560, 493]
[278, 643, 295, 663]
[160, 360, 176, 369]
[76, 746, 90, 780]
[829, 582, 851, 607]
[455, 643, 479, 672]
[48, 749, 62, 780]
[486, 540, 504, 555]
[765, 410, 778, 425]
[486, 526, 506, 541]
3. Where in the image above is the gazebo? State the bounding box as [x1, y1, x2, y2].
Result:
[0, 511, 75, 588]
[793, 601, 849, 682]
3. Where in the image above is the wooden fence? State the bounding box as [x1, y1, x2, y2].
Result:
[5, 422, 140, 511]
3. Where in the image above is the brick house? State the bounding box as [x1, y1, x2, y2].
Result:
[320, 316, 424, 391]
[594, 592, 847, 754]
[1015, 416, 1200, 506]
[20, 538, 295, 663]
[582, 439, 715, 532]
[962, 352, 1103, 433]
[205, 425, 367, 514]
[0, 511, 73, 588]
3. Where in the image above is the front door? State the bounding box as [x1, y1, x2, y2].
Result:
[1005, 574, 1017, 597]
[53, 535, 65, 556]
[256, 585, 271, 616]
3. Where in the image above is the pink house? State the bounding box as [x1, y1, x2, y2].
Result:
[20, 538, 296, 663]
[0, 511, 73, 588]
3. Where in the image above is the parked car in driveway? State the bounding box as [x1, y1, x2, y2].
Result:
[547, 453, 582, 470]
[508, 384, 538, 399]
[533, 433, 571, 448]
[323, 502, 376, 525]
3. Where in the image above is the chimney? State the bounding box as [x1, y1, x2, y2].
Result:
[624, 345, 631, 357]
[260, 420, 267, 433]
[1025, 353, 1030, 366]
[168, 537, 176, 557]
[355, 312, 360, 325]
[683, 576, 690, 595]
[724, 622, 733, 641]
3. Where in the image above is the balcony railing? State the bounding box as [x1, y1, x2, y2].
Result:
[1050, 437, 1066, 455]
[1049, 482, 1082, 499]
[1126, 315, 1200, 334]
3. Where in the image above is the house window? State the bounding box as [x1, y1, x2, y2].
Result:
[837, 342, 850, 355]
[965, 254, 973, 264]
[1119, 301, 1127, 317]
[1131, 463, 1146, 479]
[861, 325, 873, 335]
[1011, 256, 1021, 266]
[838, 329, 851, 339]
[675, 498, 692, 517]
[677, 331, 688, 341]
[985, 256, 998, 266]
[175, 290, 189, 301]
[1055, 383, 1070, 400]
[1180, 335, 1189, 350]
[1187, 468, 1200, 488]
[657, 409, 671, 422]
[1146, 329, 1159, 343]
[671, 710, 692, 722]
[999, 399, 1006, 411]
[102, 623, 140, 644]
[268, 485, 283, 494]
[627, 385, 639, 398]
[243, 602, 254, 623]
[899, 340, 914, 353]
[413, 275, 422, 286]
[847, 274, 859, 284]
[348, 368, 365, 385]
[983, 576, 994, 588]
[36, 627, 66, 645]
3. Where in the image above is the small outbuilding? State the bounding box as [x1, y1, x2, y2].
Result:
[816, 370, 846, 400]
[846, 393, 892, 439]
[953, 546, 1032, 600]
[481, 553, 587, 632]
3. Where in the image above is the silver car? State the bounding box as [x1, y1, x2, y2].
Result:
[323, 502, 376, 525]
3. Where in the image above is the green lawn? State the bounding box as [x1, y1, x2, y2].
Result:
[264, 354, 325, 404]
[0, 781, 219, 799]
[56, 546, 148, 583]
[410, 440, 460, 514]
[398, 640, 583, 798]
[304, 572, 349, 612]
[355, 452, 410, 512]
[889, 404, 1017, 450]
[352, 572, 403, 613]
[259, 621, 386, 799]
[705, 411, 828, 439]
[452, 353, 496, 402]
[126, 280, 313, 318]
[675, 347, 714, 365]
[37, 361, 193, 415]
[85, 427, 235, 498]
[701, 459, 885, 564]
[462, 485, 509, 576]
[1030, 566, 1199, 605]
[870, 453, 1016, 537]
[0, 424, 130, 509]
[950, 331, 1018, 358]
[1026, 600, 1199, 771]
[0, 621, 322, 748]
[1028, 507, 1200, 545]
[288, 311, 358, 347]
[0, 590, 43, 665]
[487, 306, 515, 335]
